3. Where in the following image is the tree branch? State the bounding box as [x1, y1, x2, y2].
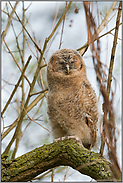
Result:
[1, 55, 32, 117]
[77, 1, 118, 55]
[1, 1, 19, 44]
[2, 139, 116, 182]
[1, 90, 48, 140]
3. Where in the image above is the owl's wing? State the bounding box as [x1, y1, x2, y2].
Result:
[83, 80, 98, 147]
[85, 115, 97, 147]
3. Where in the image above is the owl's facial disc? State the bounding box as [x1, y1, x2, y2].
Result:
[50, 54, 82, 75]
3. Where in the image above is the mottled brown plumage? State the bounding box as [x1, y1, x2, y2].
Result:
[47, 48, 98, 149]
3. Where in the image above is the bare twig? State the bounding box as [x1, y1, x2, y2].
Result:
[99, 23, 122, 40]
[97, 2, 117, 35]
[39, 70, 45, 91]
[30, 88, 48, 97]
[45, 2, 59, 55]
[1, 90, 48, 141]
[2, 9, 18, 21]
[64, 166, 70, 181]
[100, 1, 122, 156]
[109, 32, 122, 40]
[107, 2, 122, 98]
[2, 74, 14, 89]
[3, 39, 31, 85]
[20, 101, 51, 133]
[51, 168, 55, 182]
[77, 1, 118, 55]
[1, 1, 19, 44]
[32, 169, 52, 180]
[21, 1, 26, 109]
[11, 2, 27, 160]
[8, 2, 42, 53]
[25, 37, 38, 59]
[43, 1, 72, 53]
[10, 21, 23, 59]
[59, 2, 67, 49]
[1, 55, 32, 117]
[100, 2, 122, 180]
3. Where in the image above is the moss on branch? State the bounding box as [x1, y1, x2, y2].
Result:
[1, 139, 115, 182]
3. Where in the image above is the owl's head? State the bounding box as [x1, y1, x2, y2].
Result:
[47, 49, 86, 78]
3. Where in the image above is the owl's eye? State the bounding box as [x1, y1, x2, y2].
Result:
[55, 61, 59, 65]
[70, 57, 81, 70]
[52, 59, 63, 72]
[71, 60, 78, 64]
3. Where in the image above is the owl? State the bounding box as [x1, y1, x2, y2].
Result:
[47, 48, 98, 149]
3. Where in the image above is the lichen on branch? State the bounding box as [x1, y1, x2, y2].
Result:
[1, 139, 115, 182]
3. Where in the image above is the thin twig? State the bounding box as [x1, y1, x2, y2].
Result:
[76, 22, 122, 56]
[59, 2, 67, 49]
[97, 2, 117, 35]
[20, 101, 51, 133]
[3, 39, 31, 85]
[11, 2, 27, 160]
[10, 20, 23, 60]
[100, 5, 122, 179]
[43, 1, 72, 53]
[1, 90, 48, 141]
[109, 32, 122, 40]
[25, 37, 38, 59]
[77, 1, 118, 55]
[21, 1, 25, 111]
[1, 1, 19, 44]
[51, 168, 54, 182]
[1, 55, 32, 117]
[45, 2, 59, 55]
[2, 9, 18, 21]
[32, 170, 52, 180]
[39, 70, 45, 91]
[99, 23, 122, 40]
[8, 2, 42, 53]
[64, 166, 70, 181]
[2, 74, 14, 89]
[30, 88, 48, 97]
[100, 1, 122, 157]
[32, 101, 44, 119]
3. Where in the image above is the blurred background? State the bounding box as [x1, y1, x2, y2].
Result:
[1, 1, 122, 181]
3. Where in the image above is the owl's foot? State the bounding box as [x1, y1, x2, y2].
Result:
[54, 136, 83, 146]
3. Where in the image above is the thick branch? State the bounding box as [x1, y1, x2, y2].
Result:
[2, 139, 115, 182]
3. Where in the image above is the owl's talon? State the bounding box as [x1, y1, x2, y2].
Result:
[54, 138, 61, 142]
[66, 136, 83, 146]
[54, 136, 83, 146]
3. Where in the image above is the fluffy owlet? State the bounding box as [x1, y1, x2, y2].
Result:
[47, 48, 98, 149]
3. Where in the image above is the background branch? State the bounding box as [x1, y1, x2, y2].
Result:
[77, 1, 118, 55]
[1, 1, 19, 44]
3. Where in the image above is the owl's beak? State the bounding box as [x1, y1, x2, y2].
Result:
[66, 64, 70, 74]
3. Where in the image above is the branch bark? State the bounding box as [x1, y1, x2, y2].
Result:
[2, 139, 115, 182]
